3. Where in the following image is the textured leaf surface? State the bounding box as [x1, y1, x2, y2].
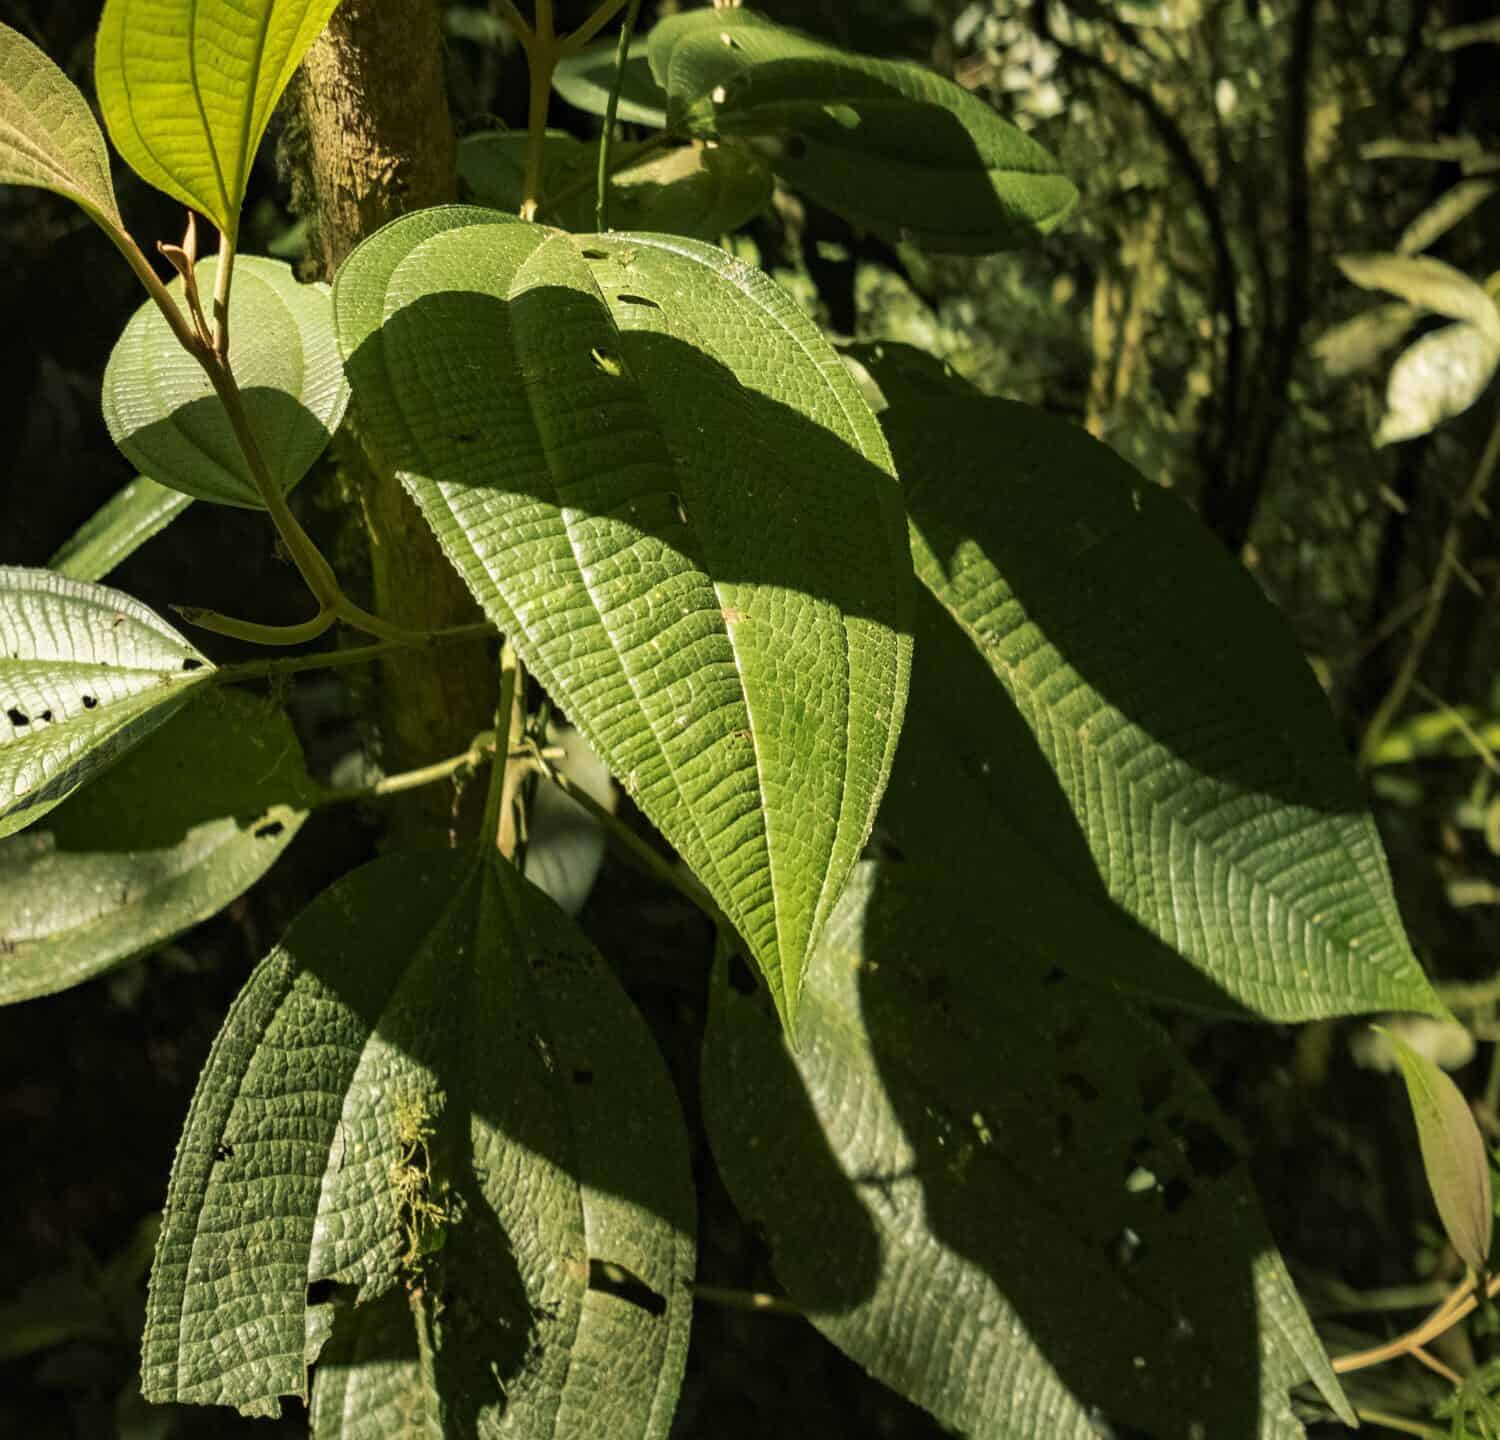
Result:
[1337, 252, 1500, 340]
[0, 689, 312, 1005]
[459, 132, 772, 241]
[0, 567, 210, 841]
[95, 0, 343, 236]
[104, 256, 348, 507]
[652, 9, 1076, 252]
[704, 863, 1352, 1438]
[861, 346, 1439, 1020]
[0, 21, 124, 233]
[1375, 320, 1500, 445]
[553, 38, 668, 128]
[142, 849, 695, 1434]
[50, 476, 193, 582]
[335, 207, 912, 1027]
[1379, 1026, 1494, 1271]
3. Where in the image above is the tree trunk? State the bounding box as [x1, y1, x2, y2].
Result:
[293, 0, 495, 841]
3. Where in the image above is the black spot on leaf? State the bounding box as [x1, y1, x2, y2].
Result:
[587, 1260, 667, 1316]
[214, 1141, 235, 1161]
[37, 709, 52, 723]
[253, 820, 285, 840]
[616, 293, 661, 310]
[1181, 1122, 1238, 1180]
[572, 1068, 594, 1086]
[1162, 1177, 1192, 1214]
[6, 707, 29, 726]
[81, 695, 99, 709]
[181, 657, 204, 672]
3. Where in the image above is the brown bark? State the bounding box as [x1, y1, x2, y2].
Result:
[294, 0, 495, 841]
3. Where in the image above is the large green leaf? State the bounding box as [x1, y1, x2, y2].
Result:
[1336, 253, 1500, 341]
[859, 345, 1440, 1020]
[95, 0, 343, 239]
[104, 255, 349, 507]
[50, 476, 193, 583]
[1375, 319, 1500, 446]
[703, 864, 1353, 1438]
[0, 688, 313, 1005]
[459, 131, 772, 241]
[0, 567, 211, 841]
[650, 9, 1076, 252]
[334, 207, 912, 1029]
[0, 21, 125, 237]
[141, 849, 695, 1433]
[552, 38, 668, 129]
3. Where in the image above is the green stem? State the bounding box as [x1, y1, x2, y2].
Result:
[562, 0, 635, 54]
[211, 623, 496, 686]
[483, 644, 522, 852]
[595, 0, 644, 231]
[1350, 1409, 1442, 1439]
[175, 604, 337, 647]
[211, 225, 236, 359]
[541, 129, 675, 224]
[520, 1, 558, 219]
[320, 732, 498, 806]
[1334, 1268, 1500, 1376]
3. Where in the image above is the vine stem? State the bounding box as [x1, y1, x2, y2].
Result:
[211, 622, 496, 686]
[484, 644, 523, 855]
[1333, 1268, 1500, 1375]
[320, 732, 498, 806]
[1350, 1409, 1443, 1439]
[595, 0, 644, 231]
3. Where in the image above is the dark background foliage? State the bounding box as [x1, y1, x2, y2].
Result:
[1, 1, 1498, 1435]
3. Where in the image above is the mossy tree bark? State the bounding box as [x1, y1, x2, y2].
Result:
[293, 0, 495, 842]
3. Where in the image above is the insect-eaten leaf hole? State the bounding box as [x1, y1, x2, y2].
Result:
[571, 1067, 594, 1086]
[616, 293, 661, 310]
[81, 694, 99, 710]
[580, 248, 609, 261]
[6, 707, 29, 727]
[588, 1259, 667, 1316]
[306, 1278, 357, 1309]
[181, 657, 204, 672]
[214, 1141, 235, 1161]
[591, 347, 624, 377]
[253, 820, 285, 840]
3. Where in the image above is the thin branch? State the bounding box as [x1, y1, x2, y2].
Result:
[1333, 1269, 1500, 1375]
[562, 0, 634, 54]
[212, 623, 497, 686]
[595, 0, 644, 231]
[320, 732, 498, 807]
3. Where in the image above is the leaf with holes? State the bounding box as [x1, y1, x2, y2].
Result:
[50, 476, 194, 583]
[703, 864, 1352, 1437]
[1378, 1026, 1494, 1271]
[0, 688, 314, 1005]
[650, 8, 1076, 252]
[141, 848, 695, 1430]
[0, 567, 211, 842]
[459, 132, 772, 240]
[553, 37, 668, 129]
[334, 207, 912, 1029]
[0, 21, 126, 240]
[95, 0, 343, 239]
[858, 344, 1440, 1021]
[104, 256, 349, 507]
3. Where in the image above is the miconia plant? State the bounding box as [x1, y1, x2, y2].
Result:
[0, 1, 1476, 1435]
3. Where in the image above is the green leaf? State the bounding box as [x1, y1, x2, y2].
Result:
[651, 9, 1077, 252]
[458, 131, 773, 241]
[0, 21, 125, 237]
[50, 476, 194, 583]
[859, 345, 1441, 1021]
[1337, 252, 1500, 341]
[553, 38, 669, 129]
[308, 1290, 425, 1438]
[0, 688, 313, 1005]
[104, 255, 349, 507]
[0, 567, 211, 842]
[1377, 1026, 1495, 1271]
[1312, 302, 1419, 379]
[141, 849, 695, 1430]
[1375, 320, 1500, 446]
[1398, 179, 1498, 255]
[95, 0, 343, 239]
[703, 863, 1353, 1438]
[334, 208, 912, 1029]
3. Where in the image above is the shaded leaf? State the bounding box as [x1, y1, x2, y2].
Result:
[1312, 302, 1419, 379]
[308, 1290, 425, 1439]
[0, 688, 313, 1005]
[49, 476, 193, 583]
[459, 131, 772, 240]
[104, 255, 349, 507]
[1398, 179, 1498, 255]
[1337, 253, 1500, 341]
[0, 21, 125, 236]
[857, 343, 1441, 1020]
[553, 38, 668, 128]
[141, 848, 695, 1432]
[524, 726, 614, 918]
[334, 207, 911, 1028]
[95, 0, 343, 238]
[652, 8, 1076, 252]
[703, 863, 1352, 1437]
[1377, 1026, 1494, 1271]
[1375, 320, 1500, 445]
[0, 567, 211, 841]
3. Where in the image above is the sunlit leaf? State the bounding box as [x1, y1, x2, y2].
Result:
[0, 567, 211, 841]
[703, 864, 1353, 1437]
[650, 8, 1076, 252]
[49, 476, 193, 583]
[1337, 253, 1500, 341]
[1312, 302, 1419, 379]
[0, 21, 125, 238]
[1375, 320, 1500, 445]
[858, 343, 1442, 1021]
[553, 37, 668, 128]
[1377, 1025, 1494, 1271]
[0, 688, 313, 1005]
[95, 0, 343, 237]
[142, 848, 695, 1430]
[104, 255, 349, 507]
[334, 207, 912, 1029]
[1398, 179, 1497, 255]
